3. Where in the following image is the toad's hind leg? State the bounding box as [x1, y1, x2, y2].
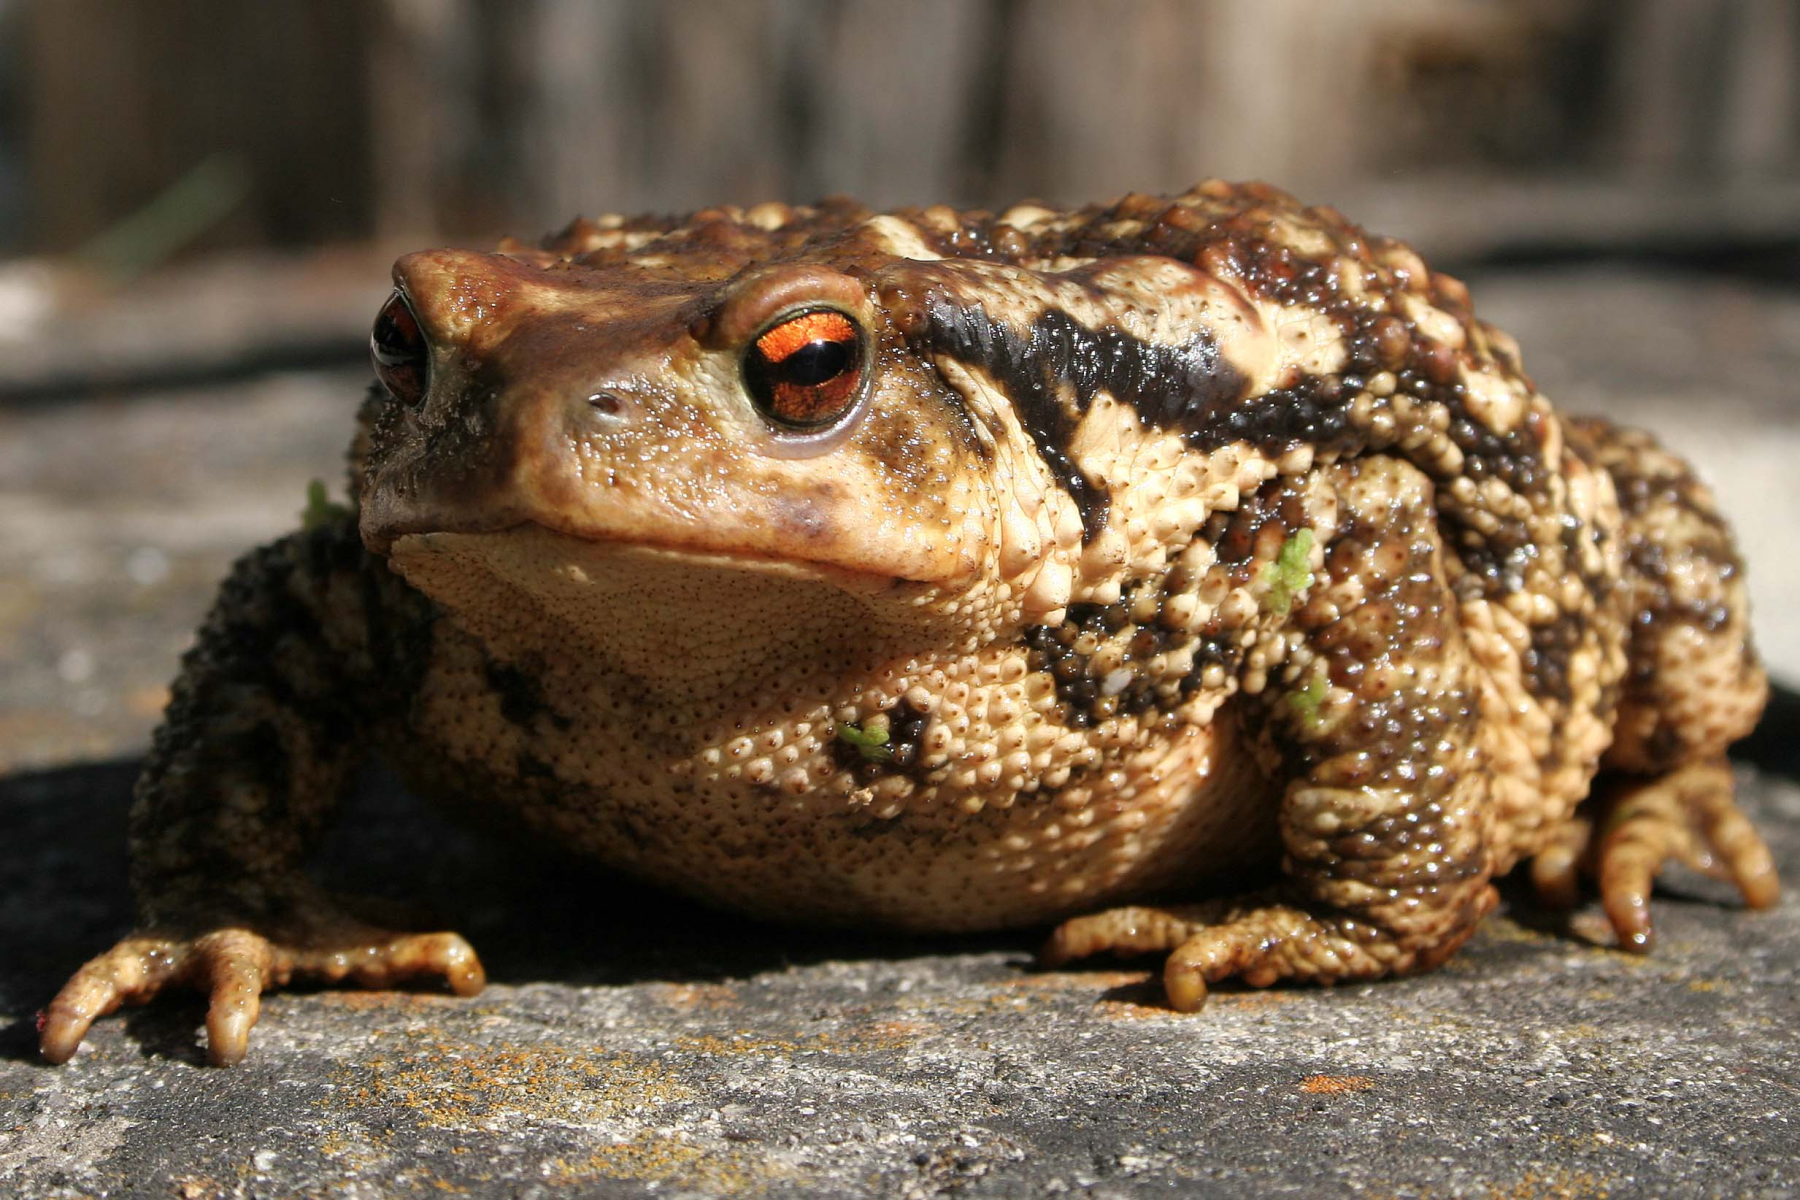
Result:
[1047, 458, 1497, 1007]
[40, 521, 486, 1066]
[1531, 420, 1778, 947]
[1567, 417, 1767, 778]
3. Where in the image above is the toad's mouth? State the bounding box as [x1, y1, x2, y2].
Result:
[385, 519, 914, 594]
[383, 524, 936, 693]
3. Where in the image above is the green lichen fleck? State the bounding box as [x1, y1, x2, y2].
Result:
[1286, 672, 1328, 728]
[301, 479, 352, 531]
[1263, 528, 1316, 615]
[835, 722, 891, 762]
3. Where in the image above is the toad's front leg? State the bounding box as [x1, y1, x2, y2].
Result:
[1046, 458, 1496, 1007]
[41, 521, 484, 1066]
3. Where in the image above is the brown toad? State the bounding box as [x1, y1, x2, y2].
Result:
[43, 182, 1778, 1065]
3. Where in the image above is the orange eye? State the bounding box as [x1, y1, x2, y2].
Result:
[742, 308, 867, 429]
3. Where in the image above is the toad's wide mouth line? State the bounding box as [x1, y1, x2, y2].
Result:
[383, 519, 927, 595]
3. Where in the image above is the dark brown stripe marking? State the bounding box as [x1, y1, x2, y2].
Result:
[917, 297, 1248, 541]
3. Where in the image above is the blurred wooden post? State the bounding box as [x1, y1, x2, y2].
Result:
[366, 0, 483, 243]
[1717, 0, 1800, 177]
[9, 0, 1800, 258]
[22, 0, 374, 254]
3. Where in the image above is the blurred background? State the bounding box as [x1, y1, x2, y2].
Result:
[2, 0, 1799, 769]
[6, 0, 1800, 259]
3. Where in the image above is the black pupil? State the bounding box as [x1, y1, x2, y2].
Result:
[779, 338, 851, 384]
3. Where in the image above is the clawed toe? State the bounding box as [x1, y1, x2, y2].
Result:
[1578, 761, 1780, 953]
[1528, 815, 1592, 911]
[1040, 904, 1212, 967]
[41, 925, 486, 1065]
[39, 936, 184, 1065]
[1044, 895, 1446, 1012]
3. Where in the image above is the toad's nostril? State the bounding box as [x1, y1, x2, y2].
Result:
[588, 391, 624, 417]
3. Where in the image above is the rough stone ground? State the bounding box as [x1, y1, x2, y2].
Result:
[2, 263, 1798, 1197]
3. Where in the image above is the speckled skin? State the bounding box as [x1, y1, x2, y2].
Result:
[43, 182, 1778, 1065]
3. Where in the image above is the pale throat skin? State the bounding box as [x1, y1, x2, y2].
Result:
[41, 181, 1779, 1067]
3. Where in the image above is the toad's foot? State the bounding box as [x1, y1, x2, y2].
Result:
[1042, 887, 1496, 1011]
[41, 922, 485, 1066]
[1530, 759, 1778, 951]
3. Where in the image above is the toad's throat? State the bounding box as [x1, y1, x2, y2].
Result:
[385, 525, 939, 697]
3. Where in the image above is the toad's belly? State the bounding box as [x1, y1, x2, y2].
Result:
[397, 702, 1281, 933]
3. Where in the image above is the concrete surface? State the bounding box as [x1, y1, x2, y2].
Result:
[2, 263, 1798, 1198]
[1, 759, 1797, 1198]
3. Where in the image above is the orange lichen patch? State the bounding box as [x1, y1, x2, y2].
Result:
[1207, 988, 1303, 1009]
[174, 1178, 227, 1200]
[329, 1038, 692, 1130]
[551, 1137, 776, 1194]
[856, 1018, 935, 1048]
[312, 990, 457, 1012]
[673, 1033, 802, 1058]
[1476, 916, 1559, 945]
[1299, 1074, 1375, 1095]
[1688, 979, 1728, 993]
[313, 1128, 402, 1178]
[674, 1018, 928, 1059]
[1480, 1166, 1616, 1199]
[913, 976, 1157, 1023]
[1370, 1166, 1617, 1200]
[657, 982, 741, 1012]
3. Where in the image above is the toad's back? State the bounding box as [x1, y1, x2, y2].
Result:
[43, 182, 1776, 1067]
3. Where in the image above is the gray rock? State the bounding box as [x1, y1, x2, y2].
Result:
[2, 758, 1797, 1198]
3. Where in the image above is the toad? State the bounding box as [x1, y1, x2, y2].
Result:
[42, 182, 1778, 1065]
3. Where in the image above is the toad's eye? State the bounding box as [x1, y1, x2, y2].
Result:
[742, 308, 868, 429]
[371, 291, 428, 407]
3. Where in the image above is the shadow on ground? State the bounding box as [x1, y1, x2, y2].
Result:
[0, 756, 1024, 1051]
[2, 706, 1797, 1197]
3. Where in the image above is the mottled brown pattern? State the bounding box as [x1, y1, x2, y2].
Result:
[44, 182, 1775, 1065]
[1566, 417, 1767, 775]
